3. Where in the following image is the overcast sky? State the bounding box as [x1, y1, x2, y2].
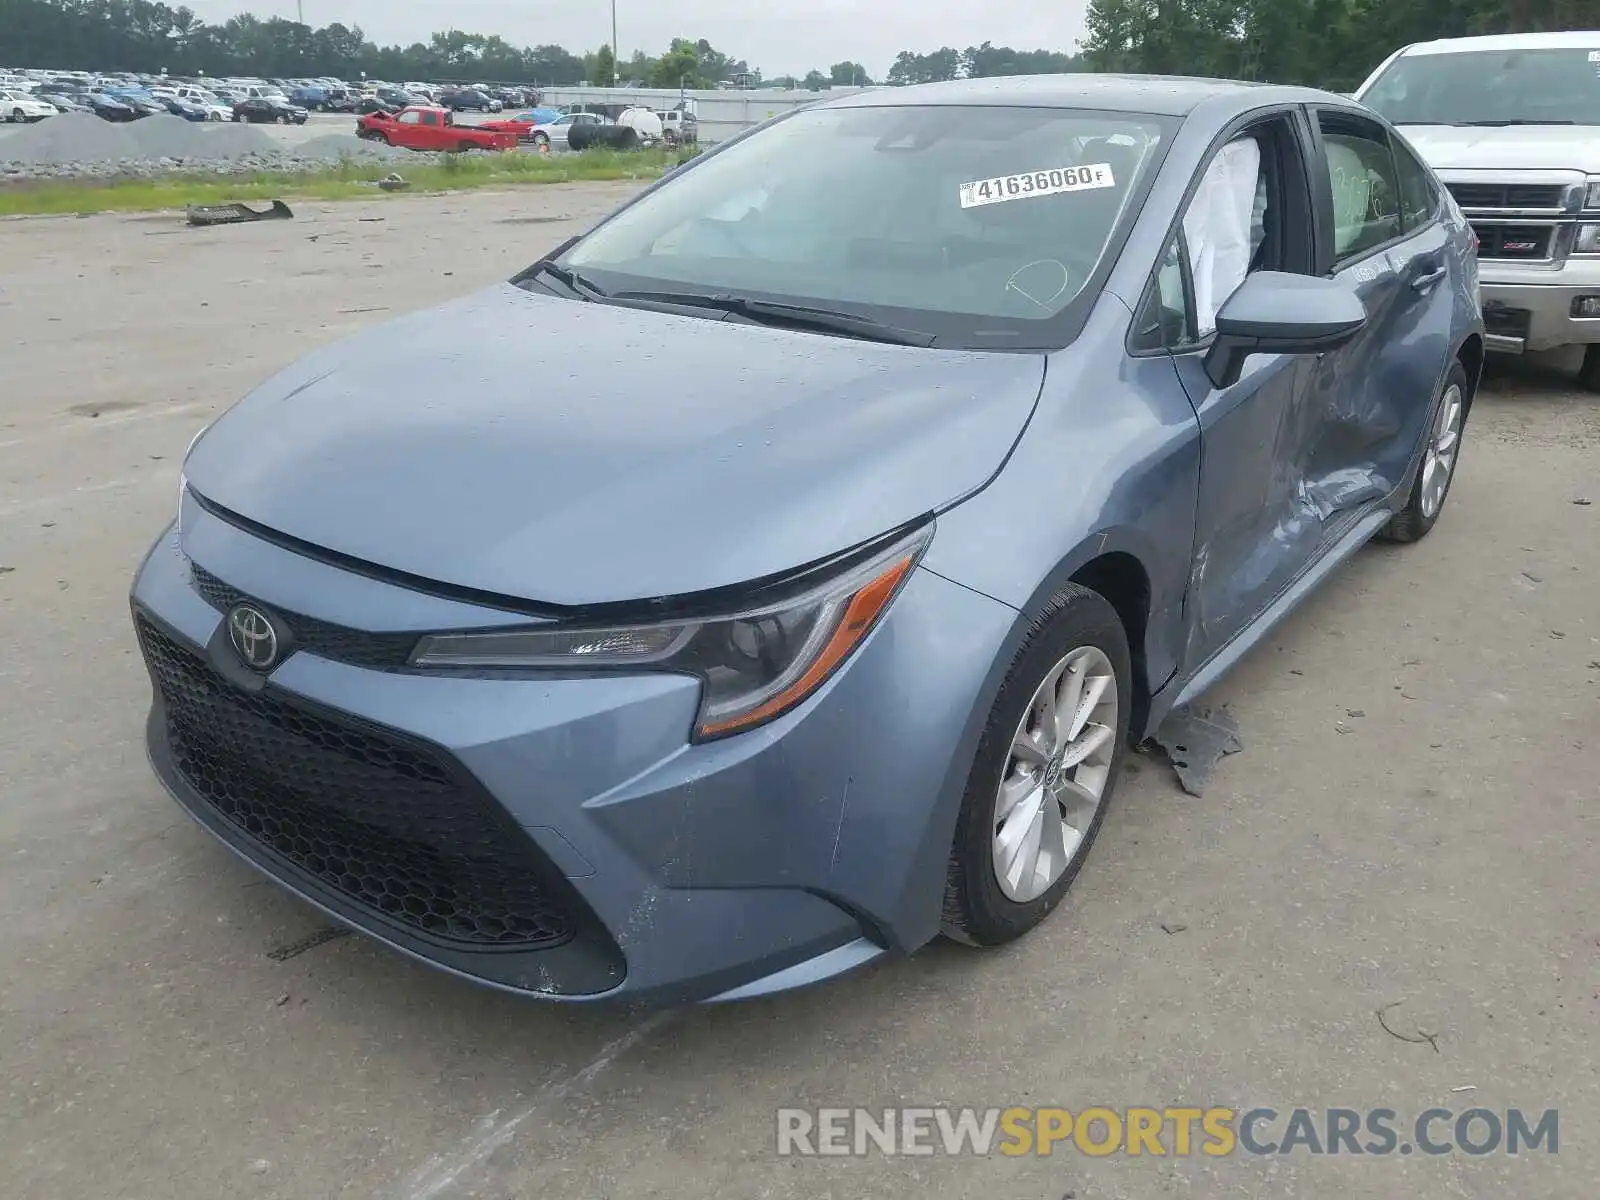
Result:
[179, 1, 1092, 80]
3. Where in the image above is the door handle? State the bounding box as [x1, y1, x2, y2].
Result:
[1411, 267, 1447, 292]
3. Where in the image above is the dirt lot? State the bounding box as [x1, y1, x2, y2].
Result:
[1, 187, 1596, 1199]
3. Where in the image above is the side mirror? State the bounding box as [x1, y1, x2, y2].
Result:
[1203, 271, 1368, 389]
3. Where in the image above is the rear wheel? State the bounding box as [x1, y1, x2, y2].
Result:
[941, 584, 1131, 947]
[1580, 345, 1600, 394]
[1379, 360, 1468, 543]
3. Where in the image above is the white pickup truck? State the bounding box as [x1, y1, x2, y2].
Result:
[1357, 31, 1600, 391]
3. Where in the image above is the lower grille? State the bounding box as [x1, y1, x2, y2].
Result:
[136, 615, 575, 949]
[1470, 223, 1552, 261]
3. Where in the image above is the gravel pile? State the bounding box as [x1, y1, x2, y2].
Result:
[295, 133, 410, 162]
[0, 113, 416, 181]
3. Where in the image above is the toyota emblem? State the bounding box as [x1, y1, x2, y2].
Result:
[227, 604, 281, 670]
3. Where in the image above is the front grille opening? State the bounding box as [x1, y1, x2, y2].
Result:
[189, 562, 419, 670]
[1448, 182, 1564, 210]
[137, 615, 575, 949]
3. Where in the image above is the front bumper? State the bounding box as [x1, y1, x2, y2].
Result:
[130, 502, 1015, 1005]
[1479, 259, 1600, 354]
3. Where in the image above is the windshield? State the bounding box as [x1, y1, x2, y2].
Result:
[1360, 46, 1600, 125]
[559, 103, 1171, 348]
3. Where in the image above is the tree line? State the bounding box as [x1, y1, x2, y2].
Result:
[0, 0, 753, 86]
[1081, 0, 1593, 91]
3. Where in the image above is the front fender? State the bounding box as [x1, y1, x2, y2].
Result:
[920, 297, 1201, 706]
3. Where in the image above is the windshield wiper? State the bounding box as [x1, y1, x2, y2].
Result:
[520, 260, 609, 301]
[1450, 118, 1575, 126]
[607, 290, 937, 346]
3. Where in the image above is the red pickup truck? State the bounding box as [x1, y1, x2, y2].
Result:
[355, 106, 518, 153]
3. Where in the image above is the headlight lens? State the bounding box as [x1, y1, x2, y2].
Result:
[1586, 181, 1600, 211]
[1576, 224, 1600, 255]
[412, 524, 932, 739]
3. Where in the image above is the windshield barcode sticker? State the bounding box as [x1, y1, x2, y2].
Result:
[959, 164, 1116, 209]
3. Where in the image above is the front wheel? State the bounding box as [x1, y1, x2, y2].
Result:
[1580, 345, 1600, 393]
[941, 583, 1131, 947]
[531, 131, 549, 147]
[11, 108, 23, 123]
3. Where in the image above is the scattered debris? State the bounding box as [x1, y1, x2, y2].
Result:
[265, 926, 350, 962]
[1450, 1085, 1477, 1093]
[1159, 922, 1188, 935]
[274, 993, 291, 1007]
[1346, 709, 1366, 718]
[187, 199, 293, 227]
[1550, 630, 1567, 640]
[1335, 721, 1353, 735]
[377, 173, 410, 192]
[247, 1159, 270, 1176]
[0, 566, 14, 575]
[1376, 1001, 1440, 1052]
[357, 216, 386, 223]
[1150, 704, 1243, 797]
[1521, 571, 1543, 584]
[1289, 668, 1304, 676]
[338, 306, 390, 315]
[1574, 497, 1592, 506]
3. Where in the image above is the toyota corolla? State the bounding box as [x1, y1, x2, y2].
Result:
[131, 76, 1483, 1006]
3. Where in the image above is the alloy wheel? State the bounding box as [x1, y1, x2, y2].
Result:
[1420, 382, 1463, 519]
[992, 645, 1119, 903]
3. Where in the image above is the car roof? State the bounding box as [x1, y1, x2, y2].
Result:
[825, 73, 1339, 117]
[1396, 30, 1600, 55]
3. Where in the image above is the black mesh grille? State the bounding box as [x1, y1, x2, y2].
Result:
[1447, 182, 1565, 210]
[1470, 223, 1553, 261]
[190, 562, 419, 670]
[137, 615, 575, 949]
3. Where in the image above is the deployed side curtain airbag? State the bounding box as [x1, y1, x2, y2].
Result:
[1182, 137, 1261, 336]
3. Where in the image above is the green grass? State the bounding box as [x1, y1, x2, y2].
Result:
[0, 147, 695, 217]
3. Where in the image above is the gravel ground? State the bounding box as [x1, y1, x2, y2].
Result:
[0, 186, 1596, 1200]
[0, 112, 503, 181]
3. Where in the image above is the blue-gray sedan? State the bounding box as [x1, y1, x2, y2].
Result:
[131, 75, 1484, 1005]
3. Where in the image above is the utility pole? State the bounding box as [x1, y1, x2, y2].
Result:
[296, 0, 303, 23]
[610, 0, 618, 86]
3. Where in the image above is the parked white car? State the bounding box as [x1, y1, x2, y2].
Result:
[0, 89, 57, 122]
[525, 111, 605, 149]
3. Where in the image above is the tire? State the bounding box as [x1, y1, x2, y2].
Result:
[941, 583, 1132, 947]
[11, 108, 22, 123]
[1580, 345, 1600, 394]
[456, 141, 474, 153]
[277, 113, 289, 124]
[233, 112, 244, 122]
[1378, 359, 1470, 543]
[531, 131, 549, 148]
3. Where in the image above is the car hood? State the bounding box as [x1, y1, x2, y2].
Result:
[1396, 123, 1600, 174]
[183, 284, 1045, 607]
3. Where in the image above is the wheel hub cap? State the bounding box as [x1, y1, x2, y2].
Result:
[1420, 383, 1463, 519]
[992, 645, 1119, 903]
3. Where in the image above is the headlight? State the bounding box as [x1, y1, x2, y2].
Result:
[1586, 181, 1600, 211]
[1576, 224, 1600, 255]
[412, 524, 932, 740]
